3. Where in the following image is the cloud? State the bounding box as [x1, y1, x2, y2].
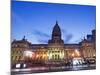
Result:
[32, 29, 73, 44]
[32, 30, 50, 43]
[37, 39, 48, 43]
[61, 29, 66, 33]
[74, 38, 83, 43]
[65, 34, 73, 43]
[33, 30, 50, 38]
[61, 29, 73, 43]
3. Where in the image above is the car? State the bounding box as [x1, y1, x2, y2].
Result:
[12, 63, 27, 69]
[88, 59, 96, 64]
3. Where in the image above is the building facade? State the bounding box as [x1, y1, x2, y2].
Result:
[11, 21, 96, 65]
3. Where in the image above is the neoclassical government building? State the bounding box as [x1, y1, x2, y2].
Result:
[11, 21, 96, 65]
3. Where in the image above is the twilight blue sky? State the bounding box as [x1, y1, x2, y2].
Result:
[11, 1, 96, 44]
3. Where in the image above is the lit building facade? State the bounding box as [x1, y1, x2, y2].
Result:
[11, 21, 96, 65]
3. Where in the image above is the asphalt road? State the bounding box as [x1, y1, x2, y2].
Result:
[11, 64, 96, 75]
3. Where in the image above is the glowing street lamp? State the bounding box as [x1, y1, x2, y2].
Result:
[43, 54, 46, 57]
[32, 52, 35, 59]
[72, 53, 75, 57]
[75, 49, 80, 57]
[36, 54, 39, 58]
[23, 51, 33, 58]
[93, 54, 96, 57]
[42, 54, 47, 60]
